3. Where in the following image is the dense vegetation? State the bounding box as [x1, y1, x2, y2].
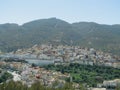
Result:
[43, 63, 120, 87]
[0, 81, 86, 90]
[0, 72, 13, 83]
[0, 18, 120, 55]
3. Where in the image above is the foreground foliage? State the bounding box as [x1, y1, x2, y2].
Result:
[0, 81, 86, 90]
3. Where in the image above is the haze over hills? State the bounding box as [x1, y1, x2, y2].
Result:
[0, 18, 120, 55]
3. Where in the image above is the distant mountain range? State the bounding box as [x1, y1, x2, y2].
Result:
[0, 18, 120, 55]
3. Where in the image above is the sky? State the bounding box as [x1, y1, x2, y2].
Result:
[0, 0, 120, 25]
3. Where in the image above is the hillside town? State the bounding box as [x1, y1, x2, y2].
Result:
[1, 44, 120, 68]
[0, 44, 120, 90]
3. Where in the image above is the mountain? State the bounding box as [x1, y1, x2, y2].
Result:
[72, 22, 120, 54]
[0, 18, 120, 55]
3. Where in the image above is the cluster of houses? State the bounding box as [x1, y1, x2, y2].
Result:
[92, 79, 120, 90]
[0, 61, 69, 87]
[20, 66, 68, 87]
[4, 44, 120, 68]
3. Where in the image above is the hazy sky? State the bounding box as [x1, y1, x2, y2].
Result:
[0, 0, 120, 25]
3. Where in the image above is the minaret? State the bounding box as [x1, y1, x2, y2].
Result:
[69, 74, 73, 82]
